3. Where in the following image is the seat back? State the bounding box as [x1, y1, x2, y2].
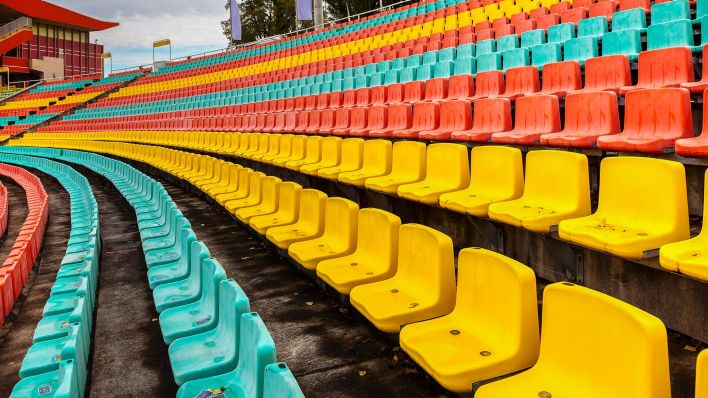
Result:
[564, 36, 599, 63]
[470, 146, 524, 201]
[602, 29, 642, 58]
[300, 137, 323, 164]
[360, 139, 392, 175]
[563, 91, 620, 136]
[199, 258, 228, 322]
[352, 209, 401, 273]
[390, 141, 427, 181]
[288, 136, 307, 161]
[338, 138, 364, 169]
[474, 70, 505, 98]
[583, 55, 631, 92]
[472, 98, 513, 134]
[623, 88, 693, 140]
[387, 104, 413, 131]
[540, 60, 581, 94]
[523, 151, 590, 213]
[263, 363, 306, 398]
[233, 313, 277, 398]
[635, 48, 694, 88]
[319, 137, 342, 165]
[296, 189, 327, 234]
[322, 198, 359, 250]
[425, 143, 470, 188]
[213, 278, 250, 359]
[448, 75, 474, 100]
[504, 66, 540, 97]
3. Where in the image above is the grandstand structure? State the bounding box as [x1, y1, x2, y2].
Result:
[0, 0, 706, 396]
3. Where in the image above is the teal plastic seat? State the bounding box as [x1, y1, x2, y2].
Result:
[611, 8, 646, 31]
[354, 76, 368, 88]
[433, 61, 454, 78]
[564, 36, 599, 64]
[263, 363, 305, 398]
[152, 243, 211, 313]
[647, 20, 694, 49]
[602, 29, 643, 60]
[476, 39, 496, 55]
[416, 64, 433, 81]
[140, 207, 184, 249]
[169, 280, 251, 386]
[697, 0, 708, 20]
[376, 61, 391, 72]
[369, 73, 384, 86]
[392, 58, 407, 70]
[548, 23, 575, 43]
[176, 312, 276, 398]
[43, 276, 92, 317]
[438, 47, 456, 62]
[531, 43, 561, 68]
[453, 58, 476, 75]
[384, 70, 399, 85]
[399, 67, 416, 83]
[33, 296, 90, 344]
[502, 48, 530, 70]
[143, 219, 192, 269]
[456, 43, 475, 58]
[477, 53, 502, 72]
[521, 29, 546, 48]
[577, 16, 608, 37]
[19, 324, 87, 379]
[497, 35, 519, 53]
[422, 50, 439, 64]
[406, 55, 422, 68]
[159, 258, 226, 344]
[342, 78, 354, 91]
[651, 0, 690, 24]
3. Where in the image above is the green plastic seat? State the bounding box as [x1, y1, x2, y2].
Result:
[564, 36, 599, 64]
[433, 61, 454, 78]
[169, 280, 251, 386]
[176, 312, 276, 398]
[497, 35, 520, 53]
[406, 55, 422, 68]
[647, 19, 694, 49]
[456, 43, 476, 58]
[33, 296, 90, 344]
[577, 16, 608, 37]
[159, 258, 227, 344]
[453, 58, 476, 75]
[477, 53, 502, 72]
[146, 229, 199, 290]
[438, 48, 456, 62]
[531, 43, 561, 68]
[416, 65, 434, 81]
[521, 29, 546, 48]
[152, 243, 211, 313]
[548, 23, 575, 43]
[476, 39, 497, 55]
[502, 48, 530, 70]
[602, 30, 642, 60]
[399, 67, 416, 83]
[263, 363, 305, 398]
[19, 323, 87, 379]
[43, 276, 92, 318]
[651, 0, 690, 24]
[423, 50, 439, 65]
[611, 8, 646, 31]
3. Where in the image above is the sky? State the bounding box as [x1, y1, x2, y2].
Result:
[50, 0, 231, 73]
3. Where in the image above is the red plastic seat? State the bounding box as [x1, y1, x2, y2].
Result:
[475, 21, 492, 32]
[371, 86, 387, 104]
[618, 0, 649, 11]
[281, 112, 297, 133]
[574, 0, 595, 8]
[316, 94, 329, 109]
[422, 77, 449, 101]
[329, 92, 343, 108]
[550, 1, 572, 14]
[561, 7, 587, 24]
[681, 46, 708, 94]
[349, 107, 379, 137]
[419, 100, 473, 140]
[387, 83, 405, 104]
[510, 12, 529, 24]
[676, 88, 708, 157]
[499, 66, 540, 100]
[536, 60, 582, 97]
[451, 98, 512, 142]
[514, 19, 537, 35]
[476, 28, 495, 41]
[459, 33, 476, 44]
[369, 103, 413, 138]
[540, 91, 620, 148]
[317, 109, 336, 134]
[530, 7, 550, 19]
[304, 95, 317, 110]
[293, 111, 311, 133]
[342, 90, 357, 108]
[355, 88, 371, 107]
[493, 17, 511, 29]
[495, 24, 515, 38]
[471, 71, 505, 100]
[305, 110, 322, 134]
[619, 47, 694, 95]
[332, 108, 352, 136]
[589, 0, 617, 18]
[536, 13, 560, 30]
[597, 88, 693, 154]
[448, 75, 475, 100]
[391, 102, 439, 139]
[403, 81, 425, 103]
[572, 55, 631, 93]
[491, 94, 561, 145]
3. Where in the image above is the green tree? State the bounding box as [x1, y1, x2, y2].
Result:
[222, 0, 311, 46]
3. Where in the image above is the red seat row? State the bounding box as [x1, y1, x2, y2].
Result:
[0, 164, 49, 325]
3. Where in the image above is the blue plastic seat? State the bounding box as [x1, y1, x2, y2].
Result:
[611, 8, 647, 31]
[497, 35, 519, 53]
[33, 295, 90, 344]
[531, 43, 562, 68]
[453, 58, 476, 75]
[169, 279, 251, 386]
[456, 43, 476, 58]
[647, 19, 694, 50]
[601, 29, 643, 60]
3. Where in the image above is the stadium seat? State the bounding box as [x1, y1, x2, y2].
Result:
[317, 209, 401, 294]
[264, 363, 306, 398]
[338, 139, 392, 186]
[392, 101, 439, 139]
[475, 283, 671, 398]
[159, 258, 227, 344]
[619, 47, 694, 94]
[365, 141, 427, 195]
[349, 224, 456, 333]
[451, 98, 512, 142]
[300, 137, 342, 175]
[249, 182, 302, 235]
[540, 91, 620, 148]
[176, 312, 276, 397]
[152, 247, 215, 314]
[488, 151, 591, 233]
[226, 173, 276, 214]
[234, 177, 280, 222]
[398, 143, 470, 205]
[169, 279, 251, 385]
[491, 95, 561, 145]
[288, 198, 359, 271]
[400, 248, 539, 393]
[536, 60, 581, 97]
[19, 323, 87, 379]
[697, 350, 708, 398]
[681, 46, 708, 94]
[597, 88, 693, 154]
[439, 146, 524, 216]
[559, 157, 689, 259]
[286, 136, 323, 171]
[575, 54, 631, 93]
[470, 71, 505, 100]
[499, 66, 539, 100]
[676, 89, 708, 157]
[369, 103, 413, 137]
[266, 189, 327, 249]
[318, 138, 365, 179]
[660, 170, 708, 281]
[146, 233, 202, 290]
[418, 100, 473, 140]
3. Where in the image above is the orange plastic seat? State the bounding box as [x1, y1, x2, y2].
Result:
[535, 60, 582, 97]
[681, 45, 708, 94]
[571, 55, 631, 94]
[419, 100, 473, 141]
[499, 66, 540, 101]
[470, 71, 505, 100]
[491, 95, 561, 145]
[540, 91, 620, 148]
[451, 98, 512, 142]
[676, 88, 708, 157]
[369, 104, 413, 138]
[392, 102, 440, 139]
[619, 47, 694, 95]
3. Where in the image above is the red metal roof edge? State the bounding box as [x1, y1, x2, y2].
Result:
[0, 0, 118, 31]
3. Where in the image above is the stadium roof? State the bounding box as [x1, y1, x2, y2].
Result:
[0, 0, 118, 31]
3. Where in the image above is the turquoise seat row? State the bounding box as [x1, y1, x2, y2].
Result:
[0, 154, 100, 398]
[0, 146, 305, 398]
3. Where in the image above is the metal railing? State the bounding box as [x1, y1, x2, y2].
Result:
[0, 17, 32, 41]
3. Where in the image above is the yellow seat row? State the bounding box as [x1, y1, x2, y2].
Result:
[5, 137, 691, 397]
[16, 131, 706, 280]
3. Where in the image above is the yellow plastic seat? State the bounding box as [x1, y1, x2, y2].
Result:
[286, 136, 323, 171]
[232, 133, 254, 156]
[262, 135, 292, 163]
[400, 248, 539, 393]
[316, 209, 401, 294]
[246, 134, 271, 160]
[349, 224, 456, 333]
[300, 137, 342, 175]
[249, 182, 302, 235]
[439, 146, 524, 217]
[234, 177, 280, 223]
[287, 198, 359, 270]
[365, 141, 426, 195]
[317, 138, 364, 179]
[398, 144, 470, 205]
[273, 135, 306, 166]
[697, 350, 707, 398]
[476, 282, 671, 398]
[266, 189, 327, 249]
[488, 151, 591, 233]
[214, 168, 253, 205]
[559, 157, 689, 260]
[253, 133, 279, 161]
[224, 172, 271, 214]
[660, 169, 708, 281]
[235, 133, 260, 157]
[338, 140, 392, 186]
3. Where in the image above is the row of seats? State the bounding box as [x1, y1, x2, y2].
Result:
[0, 154, 99, 398]
[24, 132, 708, 282]
[0, 163, 49, 326]
[0, 146, 307, 398]
[18, 138, 706, 397]
[0, 181, 7, 239]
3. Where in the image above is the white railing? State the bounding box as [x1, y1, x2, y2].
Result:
[0, 17, 32, 40]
